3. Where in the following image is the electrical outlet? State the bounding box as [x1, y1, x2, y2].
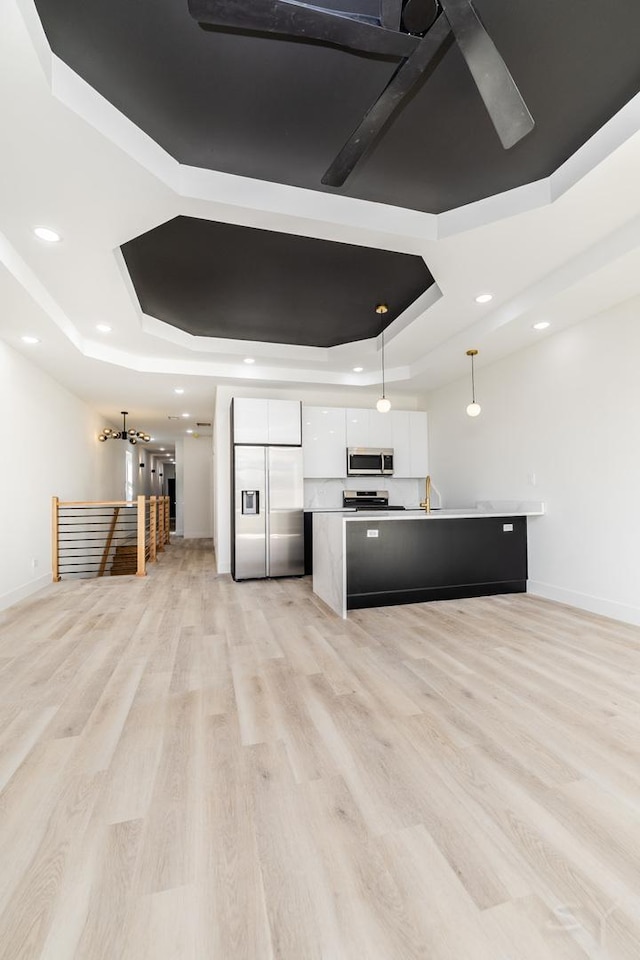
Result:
[30, 558, 38, 569]
[366, 529, 379, 538]
[528, 472, 537, 486]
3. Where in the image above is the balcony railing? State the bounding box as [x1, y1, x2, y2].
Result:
[51, 495, 170, 580]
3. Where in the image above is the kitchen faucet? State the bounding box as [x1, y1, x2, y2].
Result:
[420, 475, 431, 513]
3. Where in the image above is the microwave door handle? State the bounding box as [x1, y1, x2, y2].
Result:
[380, 452, 385, 474]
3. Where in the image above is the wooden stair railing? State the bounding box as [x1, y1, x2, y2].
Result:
[51, 495, 171, 581]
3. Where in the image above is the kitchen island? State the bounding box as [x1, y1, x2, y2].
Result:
[312, 502, 545, 618]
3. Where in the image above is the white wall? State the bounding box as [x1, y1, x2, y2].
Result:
[175, 438, 185, 537]
[213, 384, 423, 573]
[182, 436, 213, 538]
[0, 340, 124, 610]
[424, 296, 640, 625]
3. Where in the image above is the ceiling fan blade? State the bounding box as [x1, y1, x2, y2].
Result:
[188, 0, 418, 58]
[438, 0, 534, 149]
[322, 14, 452, 187]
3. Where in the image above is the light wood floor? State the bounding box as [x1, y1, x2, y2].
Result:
[1, 540, 640, 959]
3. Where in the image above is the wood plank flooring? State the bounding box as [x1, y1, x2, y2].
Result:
[1, 538, 640, 958]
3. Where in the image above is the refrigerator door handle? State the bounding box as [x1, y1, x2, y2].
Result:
[264, 462, 270, 575]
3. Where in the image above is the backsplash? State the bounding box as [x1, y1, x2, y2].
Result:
[304, 478, 423, 509]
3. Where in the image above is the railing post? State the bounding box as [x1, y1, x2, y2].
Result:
[157, 494, 165, 552]
[51, 496, 61, 582]
[164, 495, 170, 544]
[149, 496, 157, 562]
[136, 495, 146, 577]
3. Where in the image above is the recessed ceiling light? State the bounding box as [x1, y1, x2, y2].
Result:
[21, 335, 40, 344]
[174, 388, 184, 394]
[182, 413, 190, 418]
[353, 366, 364, 373]
[160, 447, 165, 451]
[244, 357, 255, 364]
[96, 323, 111, 333]
[33, 226, 61, 243]
[475, 293, 493, 304]
[186, 429, 193, 434]
[533, 321, 550, 330]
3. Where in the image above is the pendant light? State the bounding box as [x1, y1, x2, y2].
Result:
[375, 303, 391, 413]
[466, 349, 481, 417]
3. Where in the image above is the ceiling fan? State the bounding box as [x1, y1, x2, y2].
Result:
[188, 0, 535, 186]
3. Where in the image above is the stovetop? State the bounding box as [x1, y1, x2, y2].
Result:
[342, 489, 405, 511]
[352, 504, 406, 511]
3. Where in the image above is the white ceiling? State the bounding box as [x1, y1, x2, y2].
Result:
[3, 0, 640, 452]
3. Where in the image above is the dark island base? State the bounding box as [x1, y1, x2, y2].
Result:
[348, 579, 527, 610]
[346, 516, 528, 612]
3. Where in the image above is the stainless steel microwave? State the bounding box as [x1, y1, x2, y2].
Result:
[347, 447, 394, 476]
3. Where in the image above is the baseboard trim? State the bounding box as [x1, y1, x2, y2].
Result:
[528, 580, 640, 627]
[0, 573, 52, 613]
[348, 580, 527, 610]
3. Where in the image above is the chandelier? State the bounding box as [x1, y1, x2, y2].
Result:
[98, 411, 151, 445]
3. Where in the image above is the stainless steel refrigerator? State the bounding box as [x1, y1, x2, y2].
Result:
[232, 445, 304, 580]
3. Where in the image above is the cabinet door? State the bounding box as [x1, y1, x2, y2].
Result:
[368, 409, 393, 447]
[232, 398, 269, 444]
[268, 400, 301, 445]
[409, 411, 429, 477]
[390, 410, 412, 477]
[345, 408, 371, 447]
[302, 406, 347, 477]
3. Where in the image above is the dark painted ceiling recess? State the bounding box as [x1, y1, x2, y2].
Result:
[33, 0, 640, 213]
[121, 217, 434, 347]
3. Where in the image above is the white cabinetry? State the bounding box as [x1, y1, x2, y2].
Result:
[299, 404, 428, 479]
[232, 398, 301, 445]
[302, 406, 347, 478]
[390, 411, 411, 477]
[345, 409, 393, 448]
[267, 400, 302, 445]
[391, 411, 428, 477]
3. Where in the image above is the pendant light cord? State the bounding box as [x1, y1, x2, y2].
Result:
[381, 328, 386, 398]
[470, 352, 475, 403]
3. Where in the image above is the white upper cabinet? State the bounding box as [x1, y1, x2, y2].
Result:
[390, 410, 412, 477]
[232, 398, 269, 444]
[232, 398, 301, 445]
[408, 410, 429, 478]
[267, 399, 302, 445]
[302, 406, 347, 477]
[392, 410, 428, 477]
[345, 408, 393, 448]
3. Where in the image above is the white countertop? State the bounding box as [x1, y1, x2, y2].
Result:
[342, 506, 545, 520]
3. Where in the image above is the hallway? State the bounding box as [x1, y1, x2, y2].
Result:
[1, 541, 640, 958]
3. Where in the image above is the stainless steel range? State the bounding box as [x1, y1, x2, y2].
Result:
[342, 490, 405, 511]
